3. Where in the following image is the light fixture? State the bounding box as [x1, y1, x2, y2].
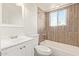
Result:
[55, 5, 60, 8]
[16, 3, 24, 7]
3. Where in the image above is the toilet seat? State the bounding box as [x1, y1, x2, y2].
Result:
[35, 45, 52, 56]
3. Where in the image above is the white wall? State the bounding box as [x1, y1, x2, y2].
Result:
[0, 3, 2, 52]
[0, 4, 2, 24]
[24, 4, 38, 36]
[0, 3, 38, 39]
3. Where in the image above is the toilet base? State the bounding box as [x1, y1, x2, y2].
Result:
[34, 50, 51, 56]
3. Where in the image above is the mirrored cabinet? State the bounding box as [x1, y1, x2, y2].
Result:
[0, 3, 24, 27]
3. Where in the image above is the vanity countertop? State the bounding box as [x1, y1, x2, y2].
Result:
[1, 36, 33, 50]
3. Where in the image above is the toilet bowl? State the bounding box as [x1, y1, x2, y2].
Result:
[35, 45, 52, 56]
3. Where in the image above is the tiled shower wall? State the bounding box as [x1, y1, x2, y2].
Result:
[37, 8, 47, 42]
[46, 4, 79, 47]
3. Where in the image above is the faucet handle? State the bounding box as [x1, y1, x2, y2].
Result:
[10, 36, 18, 39]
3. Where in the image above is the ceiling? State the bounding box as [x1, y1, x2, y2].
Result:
[37, 3, 72, 12]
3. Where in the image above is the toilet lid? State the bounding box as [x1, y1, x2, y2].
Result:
[35, 45, 52, 55]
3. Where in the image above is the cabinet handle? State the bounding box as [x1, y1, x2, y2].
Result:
[23, 46, 26, 48]
[20, 46, 26, 50]
[20, 48, 22, 50]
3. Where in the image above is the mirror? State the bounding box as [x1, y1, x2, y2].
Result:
[1, 3, 24, 27]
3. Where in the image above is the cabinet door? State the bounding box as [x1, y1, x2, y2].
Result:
[2, 46, 21, 56]
[2, 40, 34, 56]
[16, 41, 34, 56]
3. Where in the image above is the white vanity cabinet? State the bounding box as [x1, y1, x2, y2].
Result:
[1, 40, 34, 56]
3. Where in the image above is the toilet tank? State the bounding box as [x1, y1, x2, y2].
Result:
[33, 34, 39, 46]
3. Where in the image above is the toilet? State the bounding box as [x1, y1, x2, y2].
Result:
[29, 34, 52, 56]
[35, 45, 52, 56]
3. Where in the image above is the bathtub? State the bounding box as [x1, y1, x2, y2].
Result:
[40, 40, 79, 56]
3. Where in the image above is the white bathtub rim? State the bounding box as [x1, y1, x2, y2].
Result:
[40, 40, 79, 56]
